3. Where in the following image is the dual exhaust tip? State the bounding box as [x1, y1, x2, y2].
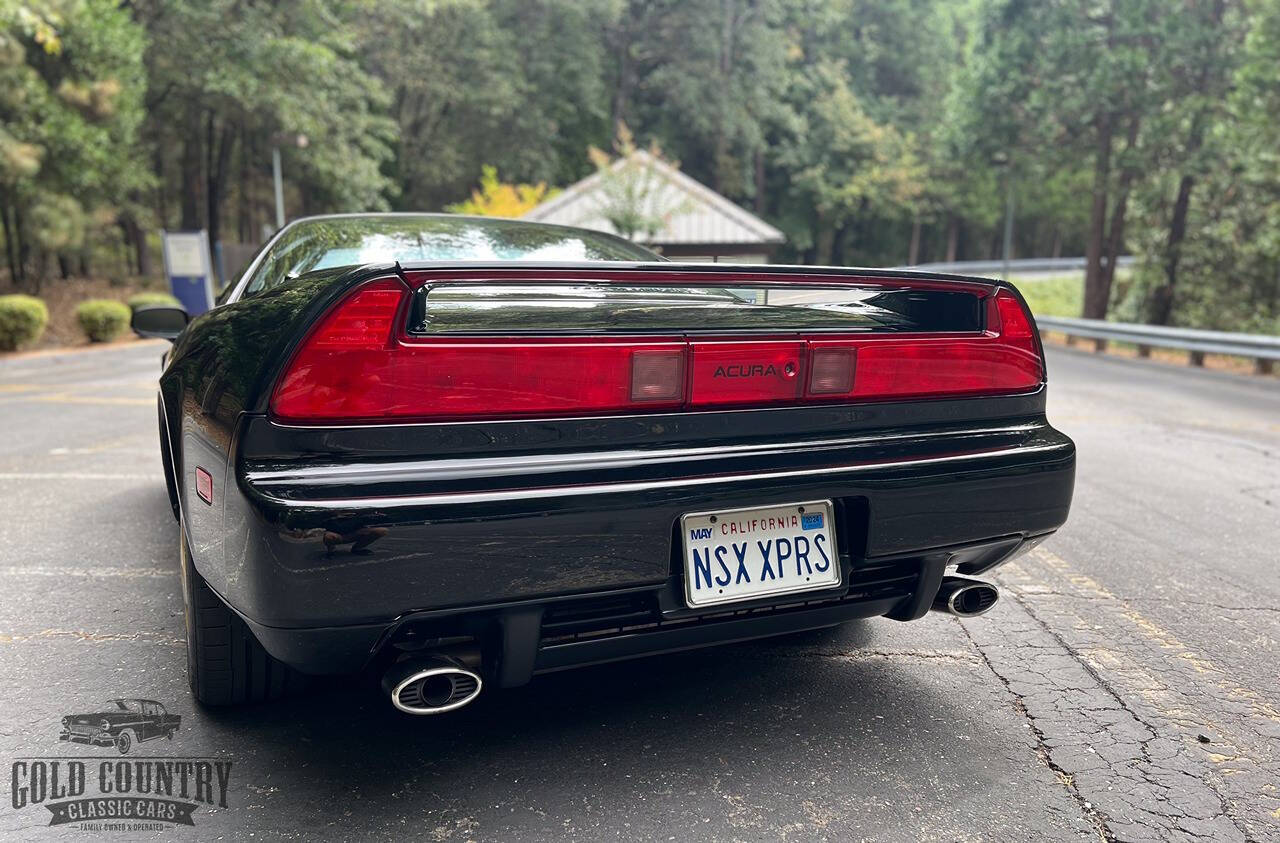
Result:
[933, 576, 999, 617]
[382, 577, 998, 713]
[383, 656, 483, 715]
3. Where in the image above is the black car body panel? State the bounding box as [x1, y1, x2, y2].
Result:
[157, 253, 1075, 690]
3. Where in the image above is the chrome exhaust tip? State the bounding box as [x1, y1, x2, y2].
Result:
[932, 576, 999, 618]
[383, 656, 483, 715]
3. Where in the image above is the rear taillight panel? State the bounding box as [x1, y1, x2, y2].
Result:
[688, 341, 805, 408]
[269, 271, 1045, 425]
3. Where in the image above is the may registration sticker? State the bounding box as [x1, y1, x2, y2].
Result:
[680, 500, 840, 608]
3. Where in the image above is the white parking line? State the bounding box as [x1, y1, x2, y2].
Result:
[0, 472, 158, 480]
[0, 566, 171, 578]
[0, 628, 184, 646]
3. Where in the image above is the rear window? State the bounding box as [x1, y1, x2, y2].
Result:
[409, 283, 985, 335]
[243, 216, 657, 296]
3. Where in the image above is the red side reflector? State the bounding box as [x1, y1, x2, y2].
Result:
[270, 279, 1044, 424]
[195, 467, 213, 505]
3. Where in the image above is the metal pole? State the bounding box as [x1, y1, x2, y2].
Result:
[272, 146, 285, 230]
[1001, 168, 1015, 281]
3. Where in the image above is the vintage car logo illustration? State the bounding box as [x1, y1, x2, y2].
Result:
[10, 697, 228, 830]
[59, 698, 181, 755]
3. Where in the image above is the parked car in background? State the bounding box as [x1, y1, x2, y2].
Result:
[133, 213, 1075, 714]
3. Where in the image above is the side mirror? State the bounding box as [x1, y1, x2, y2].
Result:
[131, 305, 189, 341]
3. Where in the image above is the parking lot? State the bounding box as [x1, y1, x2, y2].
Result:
[1, 342, 1277, 842]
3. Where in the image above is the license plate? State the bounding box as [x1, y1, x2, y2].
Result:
[681, 500, 840, 608]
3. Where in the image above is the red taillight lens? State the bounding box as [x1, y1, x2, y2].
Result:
[841, 290, 1042, 400]
[689, 341, 804, 407]
[304, 281, 403, 349]
[271, 280, 406, 422]
[850, 340, 1041, 399]
[271, 280, 1044, 423]
[272, 278, 690, 422]
[993, 288, 1039, 353]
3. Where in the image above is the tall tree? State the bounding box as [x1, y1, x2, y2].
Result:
[957, 0, 1172, 317]
[0, 0, 149, 288]
[634, 0, 789, 201]
[1138, 0, 1246, 325]
[357, 0, 530, 212]
[774, 61, 924, 264]
[1122, 0, 1280, 333]
[770, 0, 958, 265]
[491, 0, 615, 187]
[135, 0, 394, 248]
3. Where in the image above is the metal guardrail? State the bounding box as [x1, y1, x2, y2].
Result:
[1036, 316, 1280, 374]
[901, 256, 1135, 275]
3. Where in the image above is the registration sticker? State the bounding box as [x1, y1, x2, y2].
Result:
[680, 500, 840, 608]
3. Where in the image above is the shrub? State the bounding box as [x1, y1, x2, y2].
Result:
[75, 299, 132, 343]
[126, 291, 180, 311]
[0, 294, 49, 351]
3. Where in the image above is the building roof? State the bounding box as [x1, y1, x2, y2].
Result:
[522, 150, 785, 247]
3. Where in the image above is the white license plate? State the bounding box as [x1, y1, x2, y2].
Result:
[681, 500, 840, 608]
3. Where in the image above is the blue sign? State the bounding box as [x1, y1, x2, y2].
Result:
[161, 231, 216, 316]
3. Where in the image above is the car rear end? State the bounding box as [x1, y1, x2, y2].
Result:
[216, 264, 1074, 711]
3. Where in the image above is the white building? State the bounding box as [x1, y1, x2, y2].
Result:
[523, 150, 785, 263]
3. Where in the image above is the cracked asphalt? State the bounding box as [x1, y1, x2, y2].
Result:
[1, 341, 1277, 842]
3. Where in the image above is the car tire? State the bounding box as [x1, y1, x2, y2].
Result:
[180, 523, 305, 706]
[116, 731, 132, 755]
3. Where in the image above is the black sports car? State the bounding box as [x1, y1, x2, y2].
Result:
[133, 213, 1074, 713]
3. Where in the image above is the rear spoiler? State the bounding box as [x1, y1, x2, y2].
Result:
[269, 265, 1044, 425]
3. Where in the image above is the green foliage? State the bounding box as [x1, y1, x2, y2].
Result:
[775, 60, 924, 263]
[1, 0, 150, 286]
[74, 297, 129, 342]
[585, 124, 689, 241]
[137, 0, 396, 244]
[489, 0, 615, 188]
[636, 0, 790, 198]
[359, 0, 527, 211]
[126, 291, 179, 310]
[1120, 0, 1278, 333]
[1010, 277, 1084, 320]
[0, 0, 1276, 338]
[28, 194, 86, 251]
[0, 293, 49, 350]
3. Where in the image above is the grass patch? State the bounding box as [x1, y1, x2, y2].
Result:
[1008, 275, 1082, 318]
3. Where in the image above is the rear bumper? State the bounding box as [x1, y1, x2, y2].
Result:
[245, 531, 1050, 683]
[211, 407, 1074, 677]
[60, 731, 114, 747]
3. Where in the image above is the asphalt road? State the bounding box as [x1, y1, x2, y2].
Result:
[1, 341, 1277, 842]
